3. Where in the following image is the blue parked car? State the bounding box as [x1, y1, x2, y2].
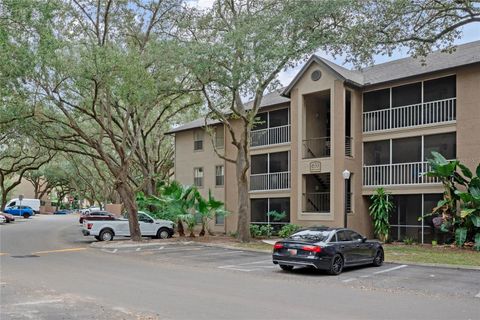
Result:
[54, 209, 69, 215]
[4, 205, 34, 218]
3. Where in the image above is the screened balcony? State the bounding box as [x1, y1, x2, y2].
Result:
[251, 108, 290, 147]
[363, 76, 456, 133]
[250, 151, 290, 191]
[362, 133, 456, 186]
[302, 173, 330, 213]
[303, 90, 331, 159]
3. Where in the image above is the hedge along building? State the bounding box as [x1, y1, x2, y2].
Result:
[167, 40, 480, 242]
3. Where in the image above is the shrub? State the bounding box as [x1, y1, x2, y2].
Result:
[249, 224, 262, 238]
[403, 237, 415, 245]
[278, 224, 301, 238]
[259, 224, 274, 238]
[369, 187, 394, 242]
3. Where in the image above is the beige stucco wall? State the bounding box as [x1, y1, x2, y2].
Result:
[174, 125, 226, 232]
[456, 64, 480, 171]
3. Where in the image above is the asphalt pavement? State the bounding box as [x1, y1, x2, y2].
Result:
[1, 215, 479, 320]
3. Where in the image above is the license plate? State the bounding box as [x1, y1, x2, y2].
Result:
[288, 249, 297, 255]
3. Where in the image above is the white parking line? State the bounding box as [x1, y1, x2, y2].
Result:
[101, 248, 118, 254]
[373, 264, 408, 275]
[13, 299, 63, 306]
[218, 259, 274, 272]
[342, 278, 357, 283]
[182, 250, 244, 258]
[475, 291, 480, 298]
[218, 266, 255, 272]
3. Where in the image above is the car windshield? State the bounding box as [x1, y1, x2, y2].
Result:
[289, 230, 332, 242]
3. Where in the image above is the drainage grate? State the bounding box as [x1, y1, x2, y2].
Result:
[10, 255, 40, 258]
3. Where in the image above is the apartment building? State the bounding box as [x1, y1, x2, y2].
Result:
[168, 40, 480, 242]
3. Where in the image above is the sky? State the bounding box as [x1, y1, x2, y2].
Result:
[188, 0, 480, 86]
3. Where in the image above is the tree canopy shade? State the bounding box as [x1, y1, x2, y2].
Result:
[1, 0, 201, 240]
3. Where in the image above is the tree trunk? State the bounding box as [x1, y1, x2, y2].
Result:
[1, 192, 7, 211]
[199, 221, 206, 236]
[177, 219, 185, 237]
[236, 141, 251, 242]
[116, 181, 142, 241]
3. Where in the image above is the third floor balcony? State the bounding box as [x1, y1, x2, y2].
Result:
[363, 75, 456, 133]
[251, 108, 290, 148]
[363, 97, 456, 133]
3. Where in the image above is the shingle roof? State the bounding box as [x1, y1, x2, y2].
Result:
[167, 118, 221, 134]
[167, 89, 289, 134]
[361, 40, 480, 85]
[284, 40, 480, 95]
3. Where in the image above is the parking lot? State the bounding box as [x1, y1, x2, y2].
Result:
[95, 241, 480, 300]
[2, 215, 480, 319]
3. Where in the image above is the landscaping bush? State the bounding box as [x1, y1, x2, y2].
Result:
[369, 187, 394, 242]
[423, 152, 480, 250]
[278, 224, 301, 238]
[249, 224, 262, 238]
[259, 224, 274, 238]
[403, 237, 415, 245]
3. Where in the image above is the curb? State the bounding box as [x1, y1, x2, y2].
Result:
[384, 260, 480, 271]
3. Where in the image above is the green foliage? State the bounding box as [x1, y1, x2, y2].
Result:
[403, 237, 415, 245]
[249, 225, 262, 238]
[259, 225, 274, 238]
[455, 228, 467, 247]
[278, 224, 301, 238]
[474, 233, 480, 251]
[137, 181, 229, 237]
[425, 152, 480, 247]
[266, 211, 286, 222]
[369, 188, 394, 242]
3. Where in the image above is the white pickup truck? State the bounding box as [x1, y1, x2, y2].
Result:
[82, 211, 174, 241]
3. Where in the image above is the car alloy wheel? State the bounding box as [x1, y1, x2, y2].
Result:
[100, 230, 113, 241]
[373, 249, 384, 266]
[329, 254, 344, 275]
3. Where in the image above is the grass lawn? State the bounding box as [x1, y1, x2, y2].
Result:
[232, 241, 273, 252]
[229, 241, 480, 267]
[384, 244, 480, 267]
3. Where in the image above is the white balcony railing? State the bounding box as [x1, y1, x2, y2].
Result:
[251, 125, 290, 147]
[363, 161, 442, 186]
[250, 171, 290, 191]
[363, 97, 456, 133]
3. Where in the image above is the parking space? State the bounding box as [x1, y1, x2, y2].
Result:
[99, 242, 480, 300]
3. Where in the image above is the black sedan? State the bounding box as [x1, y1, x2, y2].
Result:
[272, 227, 384, 275]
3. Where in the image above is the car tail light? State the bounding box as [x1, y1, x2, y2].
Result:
[302, 245, 322, 253]
[273, 242, 284, 250]
[87, 223, 93, 230]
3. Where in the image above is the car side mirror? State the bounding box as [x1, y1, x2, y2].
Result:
[362, 237, 367, 243]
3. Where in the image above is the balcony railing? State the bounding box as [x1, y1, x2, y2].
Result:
[251, 125, 290, 147]
[363, 97, 456, 133]
[303, 137, 331, 159]
[303, 192, 330, 213]
[363, 161, 442, 186]
[250, 171, 290, 191]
